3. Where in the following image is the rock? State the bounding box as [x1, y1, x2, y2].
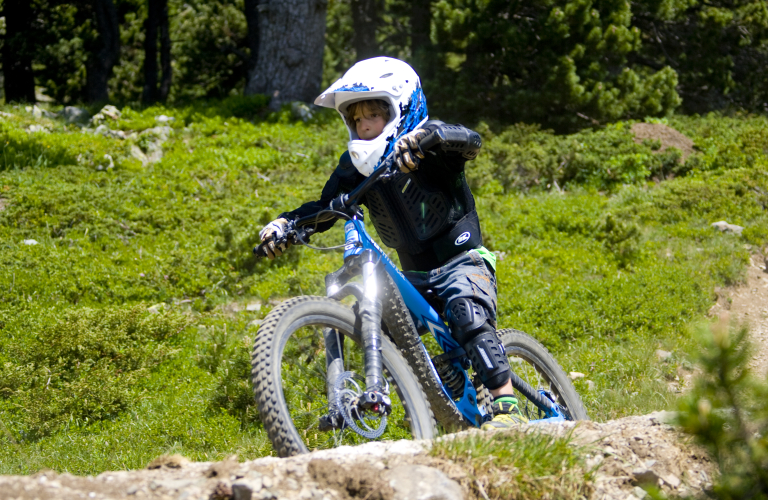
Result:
[130, 145, 149, 165]
[209, 481, 232, 500]
[93, 125, 127, 140]
[246, 303, 262, 312]
[147, 303, 167, 314]
[147, 454, 189, 469]
[0, 111, 14, 118]
[632, 486, 648, 499]
[569, 371, 586, 380]
[155, 115, 175, 123]
[232, 483, 252, 500]
[23, 239, 39, 245]
[586, 380, 595, 391]
[632, 467, 661, 486]
[711, 221, 744, 235]
[655, 349, 672, 361]
[91, 105, 121, 125]
[62, 106, 91, 124]
[137, 126, 173, 163]
[382, 465, 464, 500]
[290, 102, 314, 122]
[248, 319, 263, 328]
[661, 472, 681, 488]
[26, 105, 43, 118]
[103, 154, 114, 170]
[27, 124, 49, 134]
[647, 411, 677, 425]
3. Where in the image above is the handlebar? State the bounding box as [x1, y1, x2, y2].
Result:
[254, 131, 444, 259]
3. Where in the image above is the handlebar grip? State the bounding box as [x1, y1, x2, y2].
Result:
[253, 241, 268, 259]
[418, 129, 445, 152]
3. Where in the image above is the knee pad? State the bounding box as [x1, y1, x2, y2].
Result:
[446, 298, 510, 390]
[446, 298, 487, 345]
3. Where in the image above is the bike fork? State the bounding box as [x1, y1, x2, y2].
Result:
[323, 250, 390, 416]
[358, 250, 390, 411]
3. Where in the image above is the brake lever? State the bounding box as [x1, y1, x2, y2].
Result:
[258, 222, 318, 254]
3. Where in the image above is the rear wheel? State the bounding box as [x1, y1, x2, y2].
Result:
[251, 296, 437, 457]
[499, 329, 589, 421]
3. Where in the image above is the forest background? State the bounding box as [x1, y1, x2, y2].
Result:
[3, 0, 768, 128]
[2, 0, 768, 497]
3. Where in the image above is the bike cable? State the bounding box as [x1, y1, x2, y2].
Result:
[294, 209, 354, 252]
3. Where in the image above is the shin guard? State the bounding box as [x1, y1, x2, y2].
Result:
[446, 298, 511, 390]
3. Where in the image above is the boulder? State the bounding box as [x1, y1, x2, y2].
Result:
[62, 106, 91, 124]
[711, 221, 744, 235]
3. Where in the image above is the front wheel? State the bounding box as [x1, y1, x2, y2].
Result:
[499, 329, 589, 421]
[251, 296, 437, 457]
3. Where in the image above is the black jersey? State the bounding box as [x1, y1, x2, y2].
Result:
[279, 124, 482, 272]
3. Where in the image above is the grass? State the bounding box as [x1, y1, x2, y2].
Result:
[0, 99, 766, 474]
[431, 429, 593, 500]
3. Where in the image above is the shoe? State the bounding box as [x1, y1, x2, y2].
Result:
[481, 396, 529, 430]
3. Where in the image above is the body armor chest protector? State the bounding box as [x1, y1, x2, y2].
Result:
[364, 171, 451, 255]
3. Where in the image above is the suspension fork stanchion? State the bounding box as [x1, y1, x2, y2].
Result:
[359, 249, 385, 393]
[323, 328, 344, 404]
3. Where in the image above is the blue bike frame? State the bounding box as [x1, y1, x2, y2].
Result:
[341, 218, 565, 426]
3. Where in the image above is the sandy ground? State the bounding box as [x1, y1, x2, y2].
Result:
[709, 253, 768, 378]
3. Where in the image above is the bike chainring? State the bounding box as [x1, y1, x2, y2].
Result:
[331, 371, 388, 439]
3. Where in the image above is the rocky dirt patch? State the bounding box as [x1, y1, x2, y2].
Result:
[631, 123, 695, 161]
[709, 252, 768, 378]
[0, 414, 714, 500]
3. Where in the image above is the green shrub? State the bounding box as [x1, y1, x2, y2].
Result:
[678, 321, 768, 498]
[0, 304, 190, 439]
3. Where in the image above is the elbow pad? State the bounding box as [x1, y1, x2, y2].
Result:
[422, 120, 482, 160]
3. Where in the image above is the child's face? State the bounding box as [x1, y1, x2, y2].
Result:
[353, 108, 386, 141]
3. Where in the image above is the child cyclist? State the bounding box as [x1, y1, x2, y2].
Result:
[258, 57, 526, 429]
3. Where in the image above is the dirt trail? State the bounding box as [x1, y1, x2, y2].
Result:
[0, 414, 714, 500]
[710, 253, 768, 377]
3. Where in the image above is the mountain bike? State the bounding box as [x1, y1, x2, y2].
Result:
[251, 147, 588, 458]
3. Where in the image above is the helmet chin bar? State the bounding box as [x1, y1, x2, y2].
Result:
[347, 137, 390, 177]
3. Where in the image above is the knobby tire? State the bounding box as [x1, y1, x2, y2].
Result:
[251, 296, 437, 458]
[500, 329, 589, 421]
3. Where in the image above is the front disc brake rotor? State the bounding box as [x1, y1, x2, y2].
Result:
[333, 371, 388, 439]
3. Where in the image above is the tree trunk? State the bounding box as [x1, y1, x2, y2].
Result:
[244, 0, 328, 109]
[143, 0, 171, 103]
[86, 0, 120, 104]
[2, 0, 37, 103]
[244, 0, 260, 91]
[351, 0, 378, 61]
[411, 0, 431, 59]
[158, 0, 171, 100]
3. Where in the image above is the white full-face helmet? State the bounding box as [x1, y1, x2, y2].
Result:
[314, 57, 429, 176]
